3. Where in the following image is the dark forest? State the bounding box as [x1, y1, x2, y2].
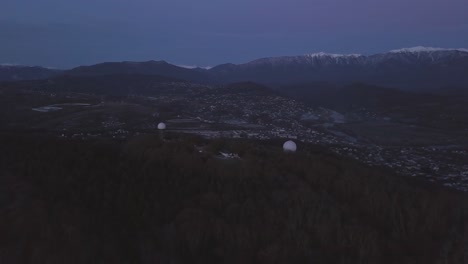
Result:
[1, 133, 466, 264]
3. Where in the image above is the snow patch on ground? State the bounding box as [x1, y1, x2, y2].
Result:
[32, 106, 62, 112]
[218, 152, 240, 159]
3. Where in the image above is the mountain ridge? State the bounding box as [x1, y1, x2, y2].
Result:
[1, 47, 468, 93]
[207, 47, 468, 91]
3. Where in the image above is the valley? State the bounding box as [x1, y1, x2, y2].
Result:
[2, 75, 467, 192]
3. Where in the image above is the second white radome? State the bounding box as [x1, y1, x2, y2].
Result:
[283, 140, 297, 152]
[157, 122, 166, 130]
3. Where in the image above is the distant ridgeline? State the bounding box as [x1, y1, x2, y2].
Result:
[2, 47, 468, 94]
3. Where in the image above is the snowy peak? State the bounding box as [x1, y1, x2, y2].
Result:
[244, 47, 468, 66]
[177, 64, 212, 70]
[389, 46, 468, 53]
[205, 46, 468, 88]
[305, 52, 362, 58]
[245, 52, 365, 67]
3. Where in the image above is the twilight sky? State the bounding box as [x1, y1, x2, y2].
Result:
[1, 0, 467, 68]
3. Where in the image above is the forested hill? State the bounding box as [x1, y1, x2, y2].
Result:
[0, 133, 466, 264]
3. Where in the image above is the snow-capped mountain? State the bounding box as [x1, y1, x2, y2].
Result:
[389, 46, 468, 53]
[207, 47, 468, 91]
[241, 53, 366, 67]
[368, 47, 468, 65]
[228, 47, 468, 67]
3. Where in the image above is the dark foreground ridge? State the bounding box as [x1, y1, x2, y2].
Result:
[1, 134, 467, 264]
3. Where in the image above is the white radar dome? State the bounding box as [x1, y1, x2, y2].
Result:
[157, 122, 166, 130]
[283, 140, 297, 152]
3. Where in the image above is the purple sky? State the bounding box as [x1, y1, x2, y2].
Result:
[1, 0, 467, 68]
